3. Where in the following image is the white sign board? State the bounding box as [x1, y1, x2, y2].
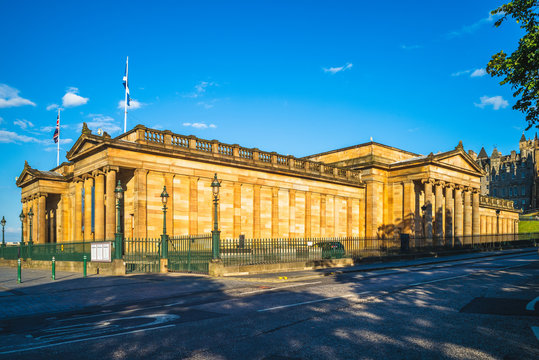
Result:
[91, 242, 112, 262]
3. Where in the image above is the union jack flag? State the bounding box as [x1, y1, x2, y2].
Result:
[53, 114, 59, 144]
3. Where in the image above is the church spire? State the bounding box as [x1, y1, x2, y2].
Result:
[520, 132, 527, 142]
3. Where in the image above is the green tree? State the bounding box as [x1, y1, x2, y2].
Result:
[487, 0, 539, 129]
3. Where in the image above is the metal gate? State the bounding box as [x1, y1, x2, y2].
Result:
[124, 238, 161, 274]
[167, 234, 212, 274]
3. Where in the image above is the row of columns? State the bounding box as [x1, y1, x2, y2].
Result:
[21, 193, 47, 244]
[421, 179, 480, 241]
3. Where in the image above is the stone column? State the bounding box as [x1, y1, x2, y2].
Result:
[253, 185, 261, 239]
[289, 189, 296, 238]
[134, 169, 148, 238]
[306, 192, 312, 238]
[189, 176, 198, 235]
[233, 183, 241, 238]
[454, 186, 463, 245]
[32, 197, 38, 243]
[472, 189, 480, 240]
[94, 172, 105, 240]
[480, 216, 486, 237]
[444, 184, 454, 245]
[463, 189, 472, 243]
[403, 181, 414, 235]
[320, 194, 327, 237]
[22, 200, 27, 243]
[74, 180, 83, 241]
[83, 176, 93, 241]
[105, 169, 117, 240]
[165, 174, 174, 237]
[434, 181, 444, 244]
[38, 193, 47, 244]
[422, 179, 433, 242]
[271, 187, 279, 237]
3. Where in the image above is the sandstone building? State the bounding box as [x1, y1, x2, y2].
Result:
[16, 124, 519, 246]
[475, 134, 538, 211]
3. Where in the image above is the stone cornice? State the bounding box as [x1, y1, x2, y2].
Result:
[67, 125, 366, 188]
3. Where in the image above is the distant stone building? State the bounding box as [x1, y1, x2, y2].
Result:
[475, 134, 537, 211]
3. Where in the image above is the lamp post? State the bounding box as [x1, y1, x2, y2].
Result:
[421, 204, 427, 248]
[27, 207, 34, 245]
[1, 216, 5, 247]
[210, 173, 221, 260]
[19, 211, 25, 245]
[114, 180, 124, 259]
[160, 186, 169, 258]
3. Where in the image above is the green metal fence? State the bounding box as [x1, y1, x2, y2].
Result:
[124, 237, 161, 274]
[220, 233, 539, 267]
[0, 241, 90, 261]
[167, 234, 212, 274]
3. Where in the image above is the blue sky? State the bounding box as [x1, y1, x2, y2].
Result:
[0, 0, 527, 241]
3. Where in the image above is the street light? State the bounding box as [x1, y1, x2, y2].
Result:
[495, 209, 501, 247]
[19, 211, 25, 245]
[160, 186, 169, 258]
[114, 180, 123, 259]
[210, 173, 221, 260]
[27, 207, 34, 245]
[1, 216, 6, 247]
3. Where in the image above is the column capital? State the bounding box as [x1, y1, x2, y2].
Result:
[104, 166, 120, 173]
[37, 192, 48, 198]
[421, 178, 434, 185]
[471, 188, 480, 194]
[81, 173, 93, 181]
[445, 182, 455, 190]
[73, 176, 84, 183]
[435, 180, 446, 187]
[92, 169, 106, 177]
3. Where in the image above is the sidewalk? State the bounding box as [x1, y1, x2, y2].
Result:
[0, 247, 536, 321]
[224, 247, 539, 282]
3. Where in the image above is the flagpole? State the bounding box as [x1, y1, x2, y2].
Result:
[124, 56, 128, 133]
[57, 108, 60, 167]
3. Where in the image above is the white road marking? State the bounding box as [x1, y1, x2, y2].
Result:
[0, 324, 175, 355]
[526, 296, 539, 311]
[408, 274, 471, 287]
[241, 281, 322, 295]
[165, 300, 187, 307]
[57, 304, 167, 322]
[258, 293, 358, 312]
[532, 326, 539, 341]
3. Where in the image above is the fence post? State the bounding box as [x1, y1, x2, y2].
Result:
[51, 256, 55, 280]
[17, 258, 21, 283]
[83, 255, 87, 278]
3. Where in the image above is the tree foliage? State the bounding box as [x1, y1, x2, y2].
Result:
[487, 0, 539, 129]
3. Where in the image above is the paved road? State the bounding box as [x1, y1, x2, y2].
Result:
[0, 251, 538, 359]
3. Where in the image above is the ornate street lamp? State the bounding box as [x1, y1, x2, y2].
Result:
[114, 180, 124, 259]
[19, 211, 25, 245]
[160, 186, 169, 258]
[1, 216, 6, 247]
[27, 207, 34, 245]
[210, 173, 221, 260]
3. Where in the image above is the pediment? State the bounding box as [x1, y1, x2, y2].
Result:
[16, 169, 35, 186]
[66, 135, 103, 161]
[434, 151, 483, 174]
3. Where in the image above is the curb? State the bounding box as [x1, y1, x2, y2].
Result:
[228, 247, 538, 283]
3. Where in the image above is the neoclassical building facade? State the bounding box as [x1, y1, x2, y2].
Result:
[16, 124, 519, 245]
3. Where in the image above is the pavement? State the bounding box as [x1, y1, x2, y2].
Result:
[0, 246, 536, 321]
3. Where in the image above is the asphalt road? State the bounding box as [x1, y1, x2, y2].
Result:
[0, 251, 538, 359]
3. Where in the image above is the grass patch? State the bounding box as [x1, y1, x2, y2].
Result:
[519, 220, 539, 233]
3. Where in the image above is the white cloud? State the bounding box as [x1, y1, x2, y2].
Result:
[40, 124, 69, 133]
[0, 130, 45, 144]
[82, 114, 121, 134]
[46, 103, 59, 111]
[470, 68, 487, 77]
[474, 95, 509, 110]
[44, 138, 73, 152]
[183, 81, 218, 98]
[117, 99, 142, 110]
[182, 122, 217, 129]
[400, 44, 422, 50]
[451, 69, 472, 77]
[448, 12, 501, 38]
[62, 87, 89, 108]
[323, 63, 353, 74]
[0, 84, 36, 108]
[13, 119, 34, 130]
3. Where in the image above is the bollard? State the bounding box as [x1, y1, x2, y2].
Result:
[52, 256, 56, 280]
[83, 255, 87, 278]
[17, 258, 21, 283]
